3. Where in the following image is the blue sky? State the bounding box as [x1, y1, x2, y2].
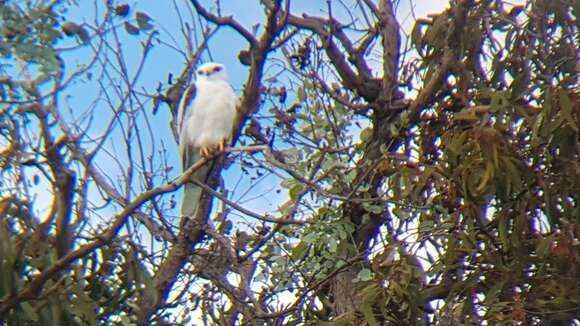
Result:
[18, 0, 461, 228]
[16, 0, 455, 321]
[29, 0, 454, 224]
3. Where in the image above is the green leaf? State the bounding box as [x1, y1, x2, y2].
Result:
[135, 11, 154, 31]
[328, 239, 337, 252]
[419, 219, 434, 232]
[356, 268, 373, 282]
[321, 155, 340, 172]
[361, 301, 380, 326]
[76, 26, 90, 43]
[289, 183, 305, 200]
[558, 89, 578, 132]
[498, 214, 509, 250]
[359, 127, 372, 142]
[280, 178, 295, 189]
[535, 236, 553, 259]
[345, 169, 357, 183]
[454, 108, 479, 121]
[291, 241, 308, 260]
[485, 280, 505, 305]
[389, 123, 399, 137]
[302, 232, 317, 244]
[115, 4, 130, 17]
[296, 86, 306, 102]
[124, 21, 140, 35]
[20, 302, 39, 321]
[362, 202, 383, 214]
[410, 22, 424, 54]
[476, 160, 494, 193]
[61, 21, 81, 37]
[510, 69, 530, 97]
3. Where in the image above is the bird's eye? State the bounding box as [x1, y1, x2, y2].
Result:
[197, 70, 204, 75]
[213, 66, 222, 72]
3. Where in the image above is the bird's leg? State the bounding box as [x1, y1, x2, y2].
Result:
[200, 138, 227, 158]
[217, 137, 226, 152]
[200, 146, 211, 158]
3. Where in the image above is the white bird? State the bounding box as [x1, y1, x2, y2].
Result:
[177, 62, 237, 217]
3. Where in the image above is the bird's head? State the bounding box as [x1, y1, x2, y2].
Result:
[195, 62, 229, 82]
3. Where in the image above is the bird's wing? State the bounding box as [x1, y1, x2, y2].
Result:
[178, 82, 208, 218]
[177, 82, 196, 140]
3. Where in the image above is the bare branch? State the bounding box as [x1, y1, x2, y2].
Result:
[189, 0, 258, 47]
[0, 154, 214, 313]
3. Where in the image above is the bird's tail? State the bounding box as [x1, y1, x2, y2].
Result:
[181, 181, 202, 218]
[181, 148, 211, 218]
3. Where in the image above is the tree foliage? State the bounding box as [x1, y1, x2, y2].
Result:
[0, 0, 578, 325]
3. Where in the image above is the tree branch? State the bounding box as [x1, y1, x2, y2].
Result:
[189, 0, 258, 48]
[0, 154, 214, 314]
[136, 1, 285, 321]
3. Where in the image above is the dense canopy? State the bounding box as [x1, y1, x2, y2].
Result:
[0, 0, 578, 324]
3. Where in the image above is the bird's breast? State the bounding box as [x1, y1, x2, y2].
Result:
[182, 80, 236, 149]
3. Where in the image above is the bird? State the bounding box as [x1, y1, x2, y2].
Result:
[177, 62, 237, 218]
